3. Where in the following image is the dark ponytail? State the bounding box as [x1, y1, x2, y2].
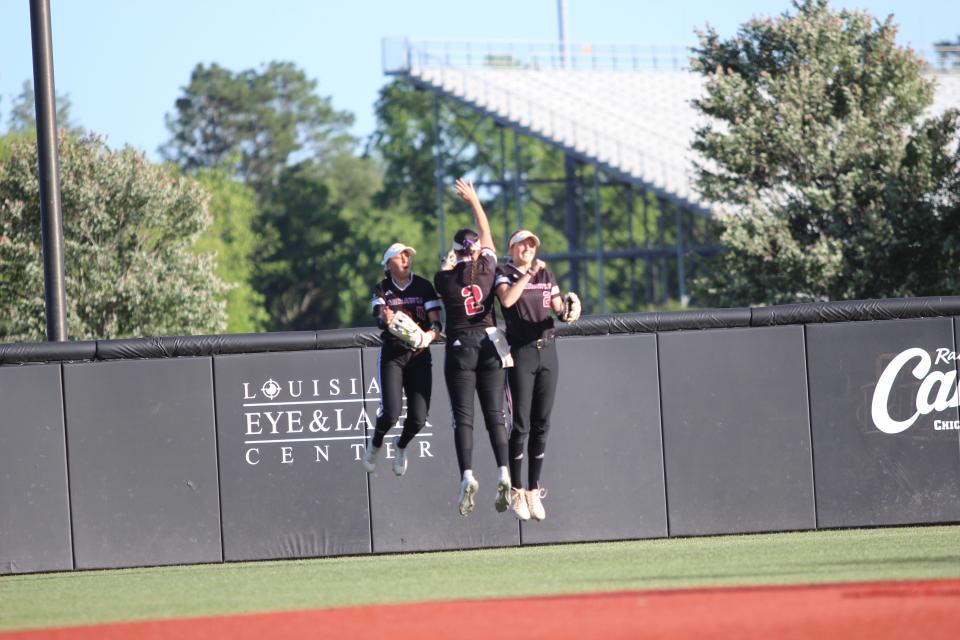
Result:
[468, 258, 478, 306]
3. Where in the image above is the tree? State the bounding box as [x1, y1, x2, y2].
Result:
[162, 62, 355, 203]
[691, 0, 960, 305]
[192, 167, 269, 333]
[0, 133, 227, 341]
[254, 156, 428, 330]
[5, 79, 82, 136]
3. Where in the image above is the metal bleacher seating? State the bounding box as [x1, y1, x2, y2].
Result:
[383, 39, 960, 218]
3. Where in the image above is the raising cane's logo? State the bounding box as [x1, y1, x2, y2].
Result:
[871, 348, 960, 434]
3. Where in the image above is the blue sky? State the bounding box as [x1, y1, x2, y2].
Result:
[1, 1, 954, 160]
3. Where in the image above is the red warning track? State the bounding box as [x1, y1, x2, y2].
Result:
[5, 578, 960, 640]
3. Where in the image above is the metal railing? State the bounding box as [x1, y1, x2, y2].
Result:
[383, 39, 960, 75]
[929, 45, 960, 72]
[383, 38, 691, 74]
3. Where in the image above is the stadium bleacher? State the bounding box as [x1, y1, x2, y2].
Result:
[384, 39, 960, 218]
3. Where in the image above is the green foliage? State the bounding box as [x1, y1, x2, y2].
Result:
[162, 62, 355, 204]
[0, 133, 227, 341]
[691, 0, 960, 305]
[192, 167, 269, 333]
[254, 156, 428, 330]
[4, 79, 83, 136]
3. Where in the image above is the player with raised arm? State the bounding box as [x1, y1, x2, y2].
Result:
[435, 178, 513, 516]
[495, 229, 580, 521]
[361, 243, 442, 476]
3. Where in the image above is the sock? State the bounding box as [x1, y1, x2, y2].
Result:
[463, 469, 475, 482]
[498, 465, 510, 484]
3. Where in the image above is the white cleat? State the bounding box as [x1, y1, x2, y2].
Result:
[360, 437, 379, 473]
[392, 436, 408, 477]
[495, 477, 511, 513]
[510, 487, 530, 521]
[526, 486, 546, 521]
[458, 476, 479, 516]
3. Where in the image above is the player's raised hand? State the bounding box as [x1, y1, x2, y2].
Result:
[529, 259, 546, 275]
[455, 178, 479, 204]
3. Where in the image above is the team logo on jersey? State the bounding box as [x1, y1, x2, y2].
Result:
[871, 347, 960, 434]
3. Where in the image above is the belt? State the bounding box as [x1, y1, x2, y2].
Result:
[520, 337, 554, 350]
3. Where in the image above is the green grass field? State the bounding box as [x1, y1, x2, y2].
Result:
[2, 525, 960, 632]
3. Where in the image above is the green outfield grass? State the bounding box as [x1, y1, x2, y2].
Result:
[2, 525, 960, 632]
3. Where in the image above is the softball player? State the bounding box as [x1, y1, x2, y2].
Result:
[361, 242, 442, 476]
[495, 229, 580, 521]
[435, 178, 512, 517]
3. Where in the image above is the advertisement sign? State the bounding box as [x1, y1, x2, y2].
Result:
[808, 318, 960, 527]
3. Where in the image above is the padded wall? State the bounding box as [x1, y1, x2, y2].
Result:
[659, 326, 816, 536]
[63, 358, 222, 569]
[519, 335, 668, 544]
[807, 318, 960, 527]
[364, 344, 521, 552]
[0, 364, 73, 574]
[214, 350, 373, 560]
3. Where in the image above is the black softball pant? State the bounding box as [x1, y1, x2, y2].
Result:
[372, 343, 431, 449]
[507, 339, 559, 489]
[444, 337, 509, 474]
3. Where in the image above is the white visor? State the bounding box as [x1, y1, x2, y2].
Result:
[381, 242, 417, 266]
[509, 230, 540, 248]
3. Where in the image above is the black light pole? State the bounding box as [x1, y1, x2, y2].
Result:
[29, 0, 68, 341]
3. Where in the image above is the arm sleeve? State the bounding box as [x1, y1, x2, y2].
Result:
[423, 277, 442, 312]
[548, 270, 562, 299]
[494, 265, 511, 288]
[371, 283, 388, 329]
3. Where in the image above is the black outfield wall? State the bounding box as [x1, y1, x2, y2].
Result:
[213, 349, 372, 561]
[659, 325, 815, 536]
[62, 358, 222, 570]
[807, 318, 960, 528]
[0, 364, 72, 574]
[1, 295, 959, 572]
[362, 344, 520, 553]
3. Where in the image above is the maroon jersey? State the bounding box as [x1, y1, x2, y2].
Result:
[371, 274, 441, 345]
[434, 248, 499, 337]
[495, 262, 561, 347]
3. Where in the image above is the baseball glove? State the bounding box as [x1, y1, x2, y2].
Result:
[560, 292, 581, 323]
[388, 310, 431, 349]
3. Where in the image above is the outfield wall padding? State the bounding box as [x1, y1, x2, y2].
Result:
[63, 358, 223, 569]
[213, 350, 373, 561]
[659, 326, 816, 536]
[519, 335, 668, 545]
[362, 345, 521, 553]
[2, 294, 960, 572]
[0, 340, 96, 365]
[0, 364, 73, 574]
[807, 318, 960, 528]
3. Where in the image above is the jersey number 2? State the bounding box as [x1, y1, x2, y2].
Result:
[461, 285, 483, 316]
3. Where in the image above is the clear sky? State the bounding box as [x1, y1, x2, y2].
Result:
[1, 1, 954, 160]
